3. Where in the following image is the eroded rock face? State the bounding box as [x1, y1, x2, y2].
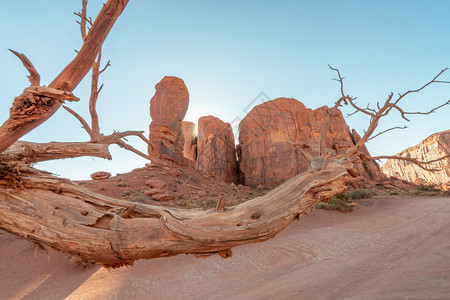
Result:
[382, 130, 450, 188]
[238, 97, 384, 188]
[149, 76, 189, 163]
[182, 121, 197, 164]
[196, 116, 238, 183]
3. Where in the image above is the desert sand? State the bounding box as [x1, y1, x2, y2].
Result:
[1, 195, 449, 300]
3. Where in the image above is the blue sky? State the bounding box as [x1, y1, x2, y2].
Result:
[1, 0, 449, 179]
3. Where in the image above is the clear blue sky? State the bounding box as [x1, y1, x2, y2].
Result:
[1, 0, 449, 179]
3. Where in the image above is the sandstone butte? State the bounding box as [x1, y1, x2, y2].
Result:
[238, 97, 384, 188]
[196, 116, 238, 183]
[382, 129, 450, 189]
[148, 78, 385, 188]
[148, 76, 189, 163]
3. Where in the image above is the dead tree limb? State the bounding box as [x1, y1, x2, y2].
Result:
[0, 163, 348, 268]
[8, 49, 40, 86]
[363, 153, 450, 172]
[62, 0, 152, 161]
[0, 141, 111, 163]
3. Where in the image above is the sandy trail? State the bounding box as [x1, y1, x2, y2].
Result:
[1, 196, 449, 300]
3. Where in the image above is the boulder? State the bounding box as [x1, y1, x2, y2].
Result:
[144, 188, 164, 196]
[182, 121, 197, 163]
[382, 130, 450, 188]
[196, 116, 238, 183]
[90, 171, 111, 180]
[145, 178, 167, 189]
[149, 76, 189, 163]
[238, 97, 385, 188]
[152, 193, 175, 201]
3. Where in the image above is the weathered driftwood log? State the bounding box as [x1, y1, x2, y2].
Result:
[0, 162, 348, 268]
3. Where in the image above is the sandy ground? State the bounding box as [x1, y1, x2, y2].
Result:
[1, 195, 449, 300]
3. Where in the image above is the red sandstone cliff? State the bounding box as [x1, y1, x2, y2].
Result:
[382, 130, 450, 189]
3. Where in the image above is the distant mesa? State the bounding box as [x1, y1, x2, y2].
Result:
[382, 130, 450, 189]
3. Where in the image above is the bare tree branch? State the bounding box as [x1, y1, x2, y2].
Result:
[8, 49, 41, 86]
[391, 68, 449, 107]
[361, 153, 450, 172]
[63, 105, 93, 135]
[75, 0, 88, 41]
[368, 126, 408, 141]
[403, 99, 450, 116]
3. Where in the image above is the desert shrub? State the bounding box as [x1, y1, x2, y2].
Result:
[68, 255, 95, 271]
[117, 182, 128, 187]
[122, 188, 134, 197]
[317, 192, 353, 213]
[129, 192, 146, 203]
[418, 183, 442, 193]
[202, 198, 217, 209]
[347, 189, 372, 199]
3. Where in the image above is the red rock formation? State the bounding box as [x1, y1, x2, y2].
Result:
[149, 76, 189, 163]
[238, 97, 384, 188]
[196, 116, 238, 183]
[182, 121, 197, 164]
[90, 171, 111, 180]
[382, 130, 450, 189]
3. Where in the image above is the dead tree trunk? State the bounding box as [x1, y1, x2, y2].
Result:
[0, 163, 348, 268]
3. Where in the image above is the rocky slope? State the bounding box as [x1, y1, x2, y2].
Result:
[382, 130, 450, 188]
